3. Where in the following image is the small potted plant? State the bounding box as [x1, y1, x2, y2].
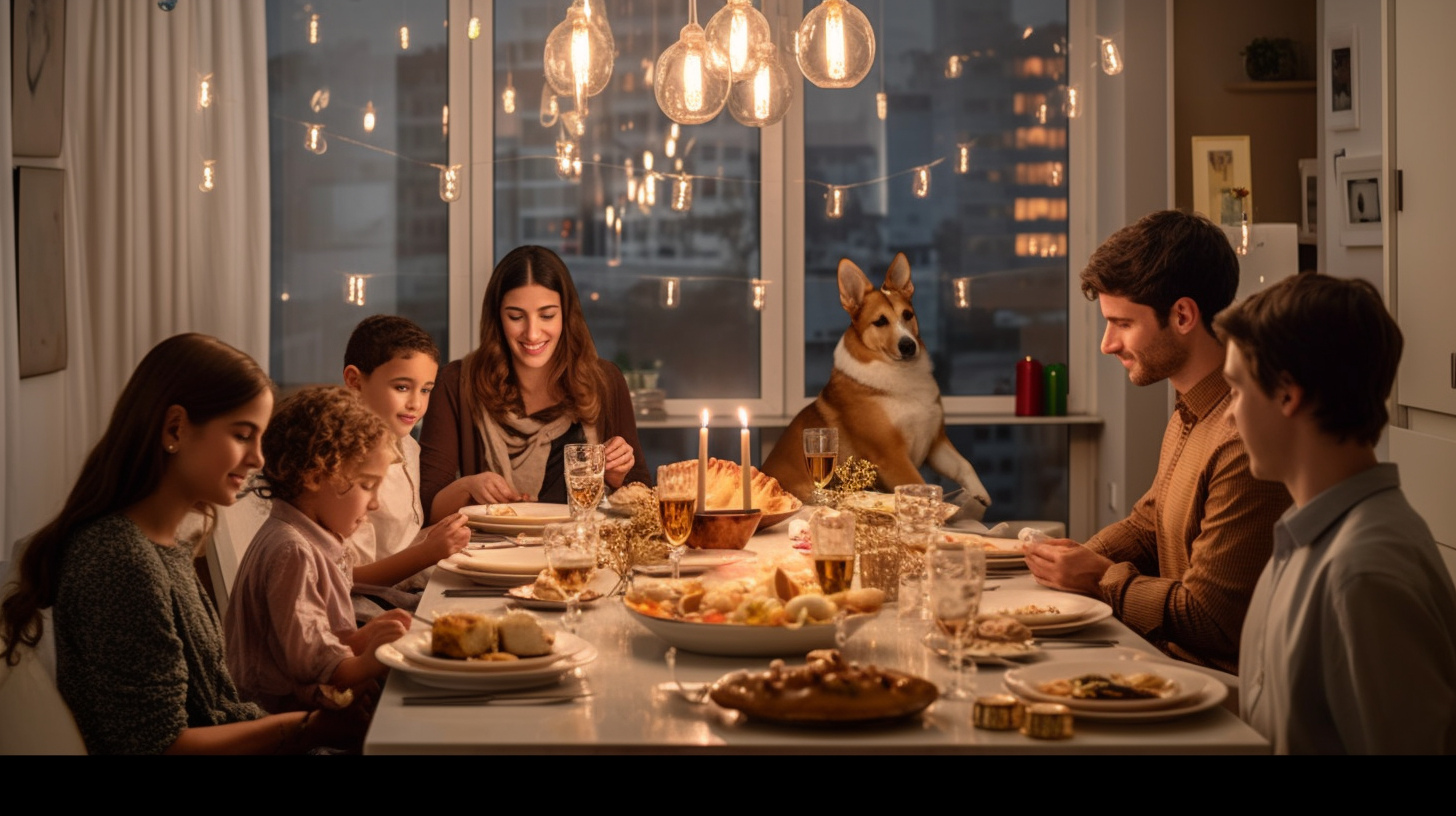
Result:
[1241, 37, 1298, 81]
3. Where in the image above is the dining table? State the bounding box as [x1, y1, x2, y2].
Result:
[363, 515, 1270, 755]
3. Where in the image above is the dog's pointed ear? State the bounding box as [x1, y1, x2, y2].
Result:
[838, 258, 874, 314]
[883, 252, 914, 297]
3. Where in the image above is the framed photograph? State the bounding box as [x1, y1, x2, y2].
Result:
[1336, 153, 1382, 247]
[16, 167, 69, 377]
[1191, 136, 1253, 227]
[12, 0, 67, 158]
[1298, 158, 1318, 244]
[1327, 25, 1359, 132]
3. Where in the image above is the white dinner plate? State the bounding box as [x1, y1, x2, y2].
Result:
[449, 548, 549, 576]
[1047, 679, 1229, 723]
[392, 630, 586, 672]
[435, 558, 539, 587]
[624, 604, 877, 657]
[936, 530, 1025, 560]
[378, 640, 598, 691]
[982, 589, 1102, 626]
[632, 550, 754, 576]
[1002, 659, 1210, 712]
[505, 584, 604, 610]
[922, 632, 1043, 663]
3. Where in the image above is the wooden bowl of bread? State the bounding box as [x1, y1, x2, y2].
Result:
[660, 458, 803, 531]
[686, 508, 761, 550]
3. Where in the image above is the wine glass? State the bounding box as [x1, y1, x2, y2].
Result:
[803, 428, 839, 506]
[656, 465, 697, 580]
[926, 539, 986, 701]
[564, 443, 606, 521]
[809, 507, 855, 595]
[543, 521, 598, 634]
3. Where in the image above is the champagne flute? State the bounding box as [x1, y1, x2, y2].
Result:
[803, 428, 839, 506]
[564, 443, 606, 521]
[656, 465, 697, 580]
[926, 539, 986, 700]
[543, 521, 597, 634]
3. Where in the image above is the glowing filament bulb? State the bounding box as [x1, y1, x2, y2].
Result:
[199, 160, 216, 193]
[672, 174, 692, 212]
[953, 277, 971, 309]
[305, 124, 327, 155]
[556, 140, 578, 177]
[503, 74, 516, 114]
[363, 101, 376, 133]
[625, 158, 637, 201]
[198, 74, 213, 109]
[670, 123, 681, 139]
[347, 275, 367, 306]
[636, 179, 650, 213]
[609, 217, 623, 267]
[826, 4, 847, 80]
[876, 91, 887, 120]
[913, 166, 931, 199]
[439, 165, 462, 202]
[1050, 162, 1064, 186]
[1236, 210, 1251, 256]
[661, 278, 681, 309]
[956, 143, 972, 174]
[441, 104, 449, 138]
[643, 150, 654, 173]
[399, 25, 410, 50]
[729, 10, 750, 74]
[683, 51, 704, 112]
[605, 204, 616, 229]
[665, 137, 677, 159]
[1100, 38, 1123, 75]
[945, 55, 963, 78]
[1062, 85, 1081, 118]
[308, 13, 320, 45]
[1036, 101, 1049, 124]
[571, 17, 592, 102]
[645, 173, 657, 206]
[750, 279, 767, 311]
[467, 16, 481, 40]
[540, 87, 559, 127]
[753, 64, 772, 119]
[825, 186, 845, 219]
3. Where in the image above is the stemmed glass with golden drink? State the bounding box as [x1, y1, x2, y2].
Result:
[564, 443, 606, 521]
[809, 508, 855, 594]
[656, 465, 697, 580]
[926, 539, 987, 700]
[803, 428, 839, 506]
[543, 521, 598, 634]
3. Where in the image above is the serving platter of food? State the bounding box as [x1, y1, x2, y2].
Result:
[380, 610, 599, 690]
[709, 649, 938, 725]
[1002, 660, 1214, 714]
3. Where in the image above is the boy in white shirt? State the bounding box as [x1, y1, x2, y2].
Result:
[343, 315, 469, 592]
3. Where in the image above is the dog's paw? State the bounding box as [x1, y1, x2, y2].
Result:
[960, 493, 991, 522]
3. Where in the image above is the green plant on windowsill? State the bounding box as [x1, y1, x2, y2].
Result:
[1241, 37, 1298, 82]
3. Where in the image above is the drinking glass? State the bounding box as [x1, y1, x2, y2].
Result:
[564, 443, 606, 521]
[656, 465, 697, 580]
[894, 483, 944, 549]
[543, 521, 598, 634]
[802, 428, 839, 506]
[809, 508, 855, 595]
[926, 539, 986, 700]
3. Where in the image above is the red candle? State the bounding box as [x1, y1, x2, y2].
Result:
[1016, 357, 1043, 417]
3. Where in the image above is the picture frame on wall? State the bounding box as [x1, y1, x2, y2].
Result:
[1298, 158, 1318, 244]
[1191, 136, 1253, 228]
[12, 0, 67, 158]
[1327, 25, 1359, 132]
[16, 167, 69, 377]
[1336, 153, 1382, 247]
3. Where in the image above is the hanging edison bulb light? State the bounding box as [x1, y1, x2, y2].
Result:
[608, 216, 623, 267]
[308, 13, 320, 45]
[544, 0, 614, 118]
[636, 177, 651, 214]
[661, 278, 682, 309]
[305, 124, 327, 155]
[347, 275, 368, 306]
[1035, 101, 1049, 124]
[561, 110, 586, 137]
[956, 143, 973, 174]
[912, 166, 931, 198]
[468, 16, 482, 40]
[441, 104, 449, 138]
[363, 101, 377, 133]
[625, 157, 637, 201]
[199, 159, 217, 193]
[556, 138, 579, 179]
[953, 277, 971, 309]
[825, 186, 845, 219]
[1061, 85, 1081, 118]
[310, 88, 330, 113]
[1049, 161, 1064, 186]
[655, 0, 730, 125]
[705, 0, 772, 78]
[198, 74, 213, 109]
[797, 0, 874, 89]
[875, 91, 887, 120]
[750, 279, 768, 311]
[1100, 37, 1124, 75]
[643, 150, 655, 174]
[944, 55, 964, 79]
[729, 41, 793, 127]
[644, 171, 658, 206]
[399, 25, 410, 50]
[605, 204, 616, 230]
[672, 174, 693, 212]
[540, 86, 560, 127]
[503, 73, 517, 114]
[439, 165, 463, 202]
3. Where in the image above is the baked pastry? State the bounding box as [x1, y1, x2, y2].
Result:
[659, 458, 801, 515]
[498, 610, 555, 657]
[607, 482, 656, 514]
[431, 612, 499, 659]
[709, 650, 938, 723]
[529, 571, 567, 601]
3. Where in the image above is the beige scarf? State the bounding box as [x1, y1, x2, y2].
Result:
[460, 353, 599, 499]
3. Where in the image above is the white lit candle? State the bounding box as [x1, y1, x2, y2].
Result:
[698, 409, 710, 512]
[738, 407, 751, 510]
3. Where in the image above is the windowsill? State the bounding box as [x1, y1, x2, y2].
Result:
[636, 414, 1103, 429]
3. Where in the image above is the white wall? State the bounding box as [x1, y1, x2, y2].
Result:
[1318, 0, 1384, 291]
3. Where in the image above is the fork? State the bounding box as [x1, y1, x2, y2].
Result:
[664, 647, 710, 704]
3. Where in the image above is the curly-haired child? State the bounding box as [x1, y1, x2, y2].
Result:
[224, 386, 411, 713]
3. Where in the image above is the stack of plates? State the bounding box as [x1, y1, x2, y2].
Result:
[376, 630, 598, 691]
[460, 503, 602, 534]
[938, 530, 1028, 575]
[436, 548, 547, 588]
[979, 589, 1113, 635]
[1002, 659, 1229, 722]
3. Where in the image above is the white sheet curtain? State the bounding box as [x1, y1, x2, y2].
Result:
[2, 1, 270, 563]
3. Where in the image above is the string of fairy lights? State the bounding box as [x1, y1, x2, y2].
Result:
[163, 0, 1126, 310]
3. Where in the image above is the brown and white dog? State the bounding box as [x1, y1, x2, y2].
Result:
[761, 253, 991, 519]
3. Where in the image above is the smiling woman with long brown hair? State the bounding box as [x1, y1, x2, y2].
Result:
[420, 245, 651, 522]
